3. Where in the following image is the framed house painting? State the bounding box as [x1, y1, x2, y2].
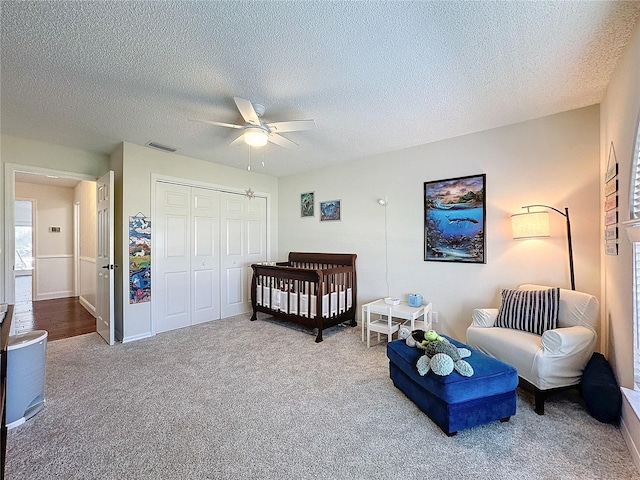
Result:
[424, 174, 486, 263]
[320, 200, 341, 221]
[301, 192, 314, 217]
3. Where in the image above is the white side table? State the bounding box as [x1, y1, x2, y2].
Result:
[361, 299, 432, 348]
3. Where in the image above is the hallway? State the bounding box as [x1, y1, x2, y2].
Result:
[13, 275, 95, 341]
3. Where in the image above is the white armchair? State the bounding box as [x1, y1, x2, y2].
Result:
[466, 284, 599, 414]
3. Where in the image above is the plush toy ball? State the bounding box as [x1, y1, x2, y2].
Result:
[430, 353, 454, 376]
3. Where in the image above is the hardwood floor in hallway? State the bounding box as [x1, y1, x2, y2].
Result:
[13, 275, 95, 341]
[14, 297, 96, 341]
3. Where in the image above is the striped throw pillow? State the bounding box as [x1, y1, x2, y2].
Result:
[495, 288, 560, 335]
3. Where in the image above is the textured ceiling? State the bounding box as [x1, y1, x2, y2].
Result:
[2, 1, 640, 177]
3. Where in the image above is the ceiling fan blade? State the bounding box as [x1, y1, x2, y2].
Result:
[266, 120, 316, 133]
[229, 134, 245, 146]
[233, 96, 261, 126]
[189, 118, 244, 129]
[268, 133, 298, 148]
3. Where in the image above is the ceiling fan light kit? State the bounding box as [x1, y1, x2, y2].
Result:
[192, 96, 316, 150]
[243, 127, 269, 147]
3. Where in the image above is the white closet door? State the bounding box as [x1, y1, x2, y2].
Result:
[245, 196, 267, 295]
[155, 183, 267, 330]
[220, 193, 267, 318]
[191, 187, 220, 325]
[220, 193, 245, 318]
[155, 182, 191, 333]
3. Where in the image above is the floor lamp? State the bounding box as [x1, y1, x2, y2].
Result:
[511, 204, 575, 290]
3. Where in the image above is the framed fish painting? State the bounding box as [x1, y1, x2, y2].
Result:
[424, 174, 486, 263]
[320, 199, 341, 221]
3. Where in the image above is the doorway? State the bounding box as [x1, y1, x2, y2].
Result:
[14, 199, 34, 304]
[7, 168, 97, 340]
[12, 200, 95, 341]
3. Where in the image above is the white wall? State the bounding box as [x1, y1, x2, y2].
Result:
[279, 106, 601, 342]
[15, 182, 75, 300]
[74, 180, 97, 312]
[117, 142, 279, 342]
[111, 144, 124, 341]
[600, 19, 640, 470]
[1, 136, 281, 343]
[1, 134, 110, 304]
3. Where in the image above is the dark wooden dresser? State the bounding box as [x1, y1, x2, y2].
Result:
[0, 304, 13, 480]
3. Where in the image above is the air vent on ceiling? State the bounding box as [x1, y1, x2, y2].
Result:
[146, 141, 179, 153]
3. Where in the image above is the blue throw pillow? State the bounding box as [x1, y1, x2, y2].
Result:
[581, 352, 621, 424]
[495, 288, 559, 335]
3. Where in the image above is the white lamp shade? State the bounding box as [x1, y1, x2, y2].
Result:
[511, 211, 550, 239]
[244, 127, 268, 147]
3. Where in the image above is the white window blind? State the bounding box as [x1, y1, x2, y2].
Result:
[633, 244, 640, 387]
[633, 147, 640, 219]
[629, 126, 640, 389]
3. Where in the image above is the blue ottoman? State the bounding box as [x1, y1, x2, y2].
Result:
[387, 336, 518, 435]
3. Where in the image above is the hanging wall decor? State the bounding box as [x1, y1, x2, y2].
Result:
[424, 174, 486, 263]
[301, 192, 315, 217]
[129, 213, 151, 304]
[320, 199, 341, 221]
[605, 141, 619, 255]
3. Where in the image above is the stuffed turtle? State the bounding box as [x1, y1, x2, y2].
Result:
[403, 329, 444, 349]
[415, 335, 474, 377]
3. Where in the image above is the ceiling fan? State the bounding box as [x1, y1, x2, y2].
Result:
[191, 96, 316, 148]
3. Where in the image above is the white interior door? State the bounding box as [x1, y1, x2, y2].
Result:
[96, 171, 115, 345]
[245, 195, 267, 294]
[155, 182, 191, 333]
[154, 183, 221, 333]
[220, 193, 267, 318]
[220, 194, 245, 318]
[154, 181, 267, 331]
[191, 187, 220, 325]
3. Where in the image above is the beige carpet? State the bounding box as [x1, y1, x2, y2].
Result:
[6, 314, 639, 479]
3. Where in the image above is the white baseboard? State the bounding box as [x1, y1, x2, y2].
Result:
[122, 331, 154, 343]
[78, 296, 97, 318]
[36, 290, 73, 301]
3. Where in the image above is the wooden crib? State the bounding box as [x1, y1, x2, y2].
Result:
[250, 252, 357, 342]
